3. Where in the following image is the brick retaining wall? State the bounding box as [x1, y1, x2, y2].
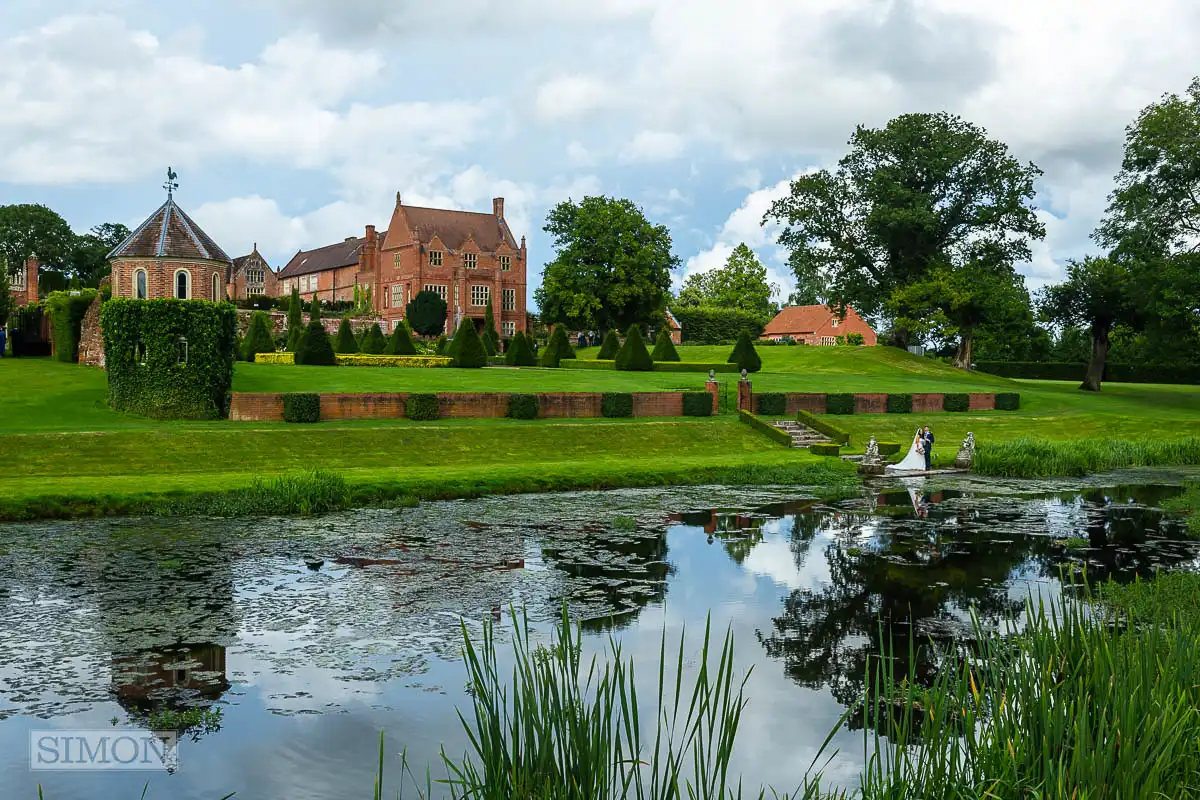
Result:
[747, 389, 1000, 415]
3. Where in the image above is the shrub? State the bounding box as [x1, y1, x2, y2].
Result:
[406, 393, 440, 421]
[406, 289, 447, 337]
[45, 289, 98, 362]
[434, 334, 449, 355]
[943, 393, 970, 412]
[361, 323, 388, 355]
[450, 318, 487, 368]
[995, 392, 1021, 411]
[334, 318, 358, 354]
[825, 393, 856, 415]
[506, 393, 539, 420]
[615, 325, 654, 371]
[282, 393, 320, 423]
[309, 296, 322, 323]
[877, 441, 902, 456]
[886, 394, 913, 414]
[652, 362, 738, 374]
[385, 320, 418, 355]
[336, 355, 452, 367]
[562, 359, 616, 370]
[294, 320, 336, 366]
[809, 443, 842, 456]
[506, 331, 537, 366]
[540, 325, 573, 367]
[242, 311, 276, 362]
[682, 391, 713, 417]
[846, 332, 865, 346]
[100, 299, 237, 420]
[672, 307, 765, 344]
[286, 285, 303, 351]
[738, 410, 792, 446]
[756, 393, 787, 415]
[482, 304, 500, 357]
[255, 352, 294, 364]
[651, 328, 681, 362]
[597, 329, 621, 359]
[601, 392, 633, 418]
[795, 409, 851, 445]
[726, 330, 762, 373]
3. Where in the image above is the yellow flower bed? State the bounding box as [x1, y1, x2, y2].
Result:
[254, 352, 295, 365]
[335, 355, 454, 368]
[251, 352, 453, 368]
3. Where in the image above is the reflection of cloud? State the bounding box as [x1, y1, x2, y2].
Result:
[742, 523, 833, 592]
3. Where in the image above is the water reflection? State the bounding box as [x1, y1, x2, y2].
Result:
[0, 474, 1197, 799]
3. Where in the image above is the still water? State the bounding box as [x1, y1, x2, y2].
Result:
[1, 469, 1197, 798]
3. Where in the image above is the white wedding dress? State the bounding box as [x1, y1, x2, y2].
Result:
[885, 429, 927, 474]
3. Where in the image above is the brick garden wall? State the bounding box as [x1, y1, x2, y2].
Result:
[749, 390, 999, 414]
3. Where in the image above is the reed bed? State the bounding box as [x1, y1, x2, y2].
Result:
[972, 436, 1200, 478]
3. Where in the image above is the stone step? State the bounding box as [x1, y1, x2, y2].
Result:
[769, 420, 832, 448]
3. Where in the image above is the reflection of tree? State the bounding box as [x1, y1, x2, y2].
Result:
[542, 526, 671, 632]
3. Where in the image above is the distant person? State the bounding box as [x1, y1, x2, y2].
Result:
[922, 426, 935, 471]
[0, 325, 6, 357]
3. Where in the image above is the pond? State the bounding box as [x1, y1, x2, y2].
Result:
[1, 468, 1198, 799]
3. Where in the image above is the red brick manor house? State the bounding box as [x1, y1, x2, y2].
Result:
[279, 194, 528, 337]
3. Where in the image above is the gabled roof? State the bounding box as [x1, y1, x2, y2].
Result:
[108, 197, 231, 264]
[664, 308, 681, 330]
[403, 206, 518, 252]
[763, 305, 864, 336]
[232, 247, 269, 272]
[278, 232, 387, 279]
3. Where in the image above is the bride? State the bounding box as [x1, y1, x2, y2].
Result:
[885, 429, 927, 473]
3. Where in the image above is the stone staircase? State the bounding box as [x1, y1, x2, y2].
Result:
[771, 420, 832, 448]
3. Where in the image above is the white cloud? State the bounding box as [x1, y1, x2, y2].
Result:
[536, 75, 619, 122]
[619, 130, 685, 163]
[565, 141, 596, 167]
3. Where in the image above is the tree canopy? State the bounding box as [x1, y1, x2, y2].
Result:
[765, 112, 1045, 346]
[675, 244, 779, 322]
[68, 222, 131, 287]
[406, 289, 448, 337]
[0, 204, 77, 291]
[535, 196, 678, 332]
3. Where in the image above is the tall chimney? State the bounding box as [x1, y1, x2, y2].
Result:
[366, 224, 376, 244]
[493, 197, 505, 219]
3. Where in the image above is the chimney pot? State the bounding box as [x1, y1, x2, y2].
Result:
[493, 197, 505, 219]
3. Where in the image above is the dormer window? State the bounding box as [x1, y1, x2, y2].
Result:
[499, 255, 511, 272]
[464, 253, 477, 269]
[831, 319, 839, 329]
[429, 250, 443, 267]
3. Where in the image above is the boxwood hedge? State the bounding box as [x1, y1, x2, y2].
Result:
[101, 298, 237, 420]
[877, 441, 902, 457]
[282, 393, 320, 423]
[943, 393, 970, 412]
[756, 392, 787, 416]
[825, 393, 856, 415]
[45, 289, 98, 363]
[601, 392, 633, 418]
[506, 393, 539, 419]
[406, 393, 440, 421]
[809, 443, 842, 456]
[886, 393, 913, 414]
[682, 391, 713, 417]
[995, 392, 1021, 410]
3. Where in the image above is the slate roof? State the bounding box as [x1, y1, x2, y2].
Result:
[232, 248, 270, 274]
[278, 232, 387, 279]
[108, 198, 231, 264]
[404, 206, 518, 252]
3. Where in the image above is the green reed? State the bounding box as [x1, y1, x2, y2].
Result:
[972, 436, 1200, 478]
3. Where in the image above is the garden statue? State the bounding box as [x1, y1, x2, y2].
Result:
[858, 436, 886, 476]
[955, 432, 976, 469]
[865, 437, 880, 461]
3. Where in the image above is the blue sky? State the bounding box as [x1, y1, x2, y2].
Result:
[3, 0, 1198, 307]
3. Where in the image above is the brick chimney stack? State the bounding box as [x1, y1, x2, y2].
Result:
[366, 224, 376, 245]
[25, 256, 39, 303]
[493, 197, 505, 220]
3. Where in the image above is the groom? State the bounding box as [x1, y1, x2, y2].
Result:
[922, 426, 934, 471]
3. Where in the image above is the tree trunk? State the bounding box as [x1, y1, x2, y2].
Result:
[953, 332, 974, 370]
[1081, 325, 1109, 392]
[888, 326, 911, 349]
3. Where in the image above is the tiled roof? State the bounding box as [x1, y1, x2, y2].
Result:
[764, 305, 851, 335]
[232, 249, 270, 273]
[108, 198, 231, 263]
[664, 308, 681, 330]
[278, 232, 387, 279]
[404, 206, 517, 252]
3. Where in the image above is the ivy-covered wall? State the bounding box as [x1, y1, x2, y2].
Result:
[101, 299, 237, 420]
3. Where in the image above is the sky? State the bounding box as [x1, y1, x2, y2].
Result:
[2, 0, 1198, 308]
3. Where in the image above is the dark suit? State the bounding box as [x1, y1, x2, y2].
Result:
[922, 431, 934, 470]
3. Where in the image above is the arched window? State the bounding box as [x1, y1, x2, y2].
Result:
[212, 272, 222, 301]
[135, 269, 147, 299]
[175, 270, 191, 300]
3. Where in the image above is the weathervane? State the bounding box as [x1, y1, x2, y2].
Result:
[164, 167, 179, 198]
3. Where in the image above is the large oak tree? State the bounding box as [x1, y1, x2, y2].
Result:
[536, 196, 678, 332]
[764, 113, 1045, 347]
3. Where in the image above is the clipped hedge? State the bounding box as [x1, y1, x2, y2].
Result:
[295, 321, 336, 366]
[825, 393, 856, 415]
[886, 393, 913, 414]
[255, 352, 295, 364]
[727, 330, 762, 373]
[943, 393, 970, 412]
[406, 393, 440, 421]
[334, 319, 359, 354]
[672, 307, 765, 344]
[45, 289, 98, 362]
[101, 298, 237, 420]
[615, 325, 654, 371]
[877, 441, 902, 456]
[506, 393, 539, 420]
[601, 392, 633, 418]
[651, 328, 681, 362]
[337, 355, 452, 368]
[681, 391, 713, 417]
[282, 393, 320, 423]
[738, 410, 792, 446]
[756, 392, 787, 416]
[995, 392, 1021, 411]
[652, 361, 738, 373]
[597, 330, 621, 359]
[796, 409, 851, 445]
[386, 321, 418, 355]
[810, 443, 842, 457]
[974, 361, 1200, 386]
